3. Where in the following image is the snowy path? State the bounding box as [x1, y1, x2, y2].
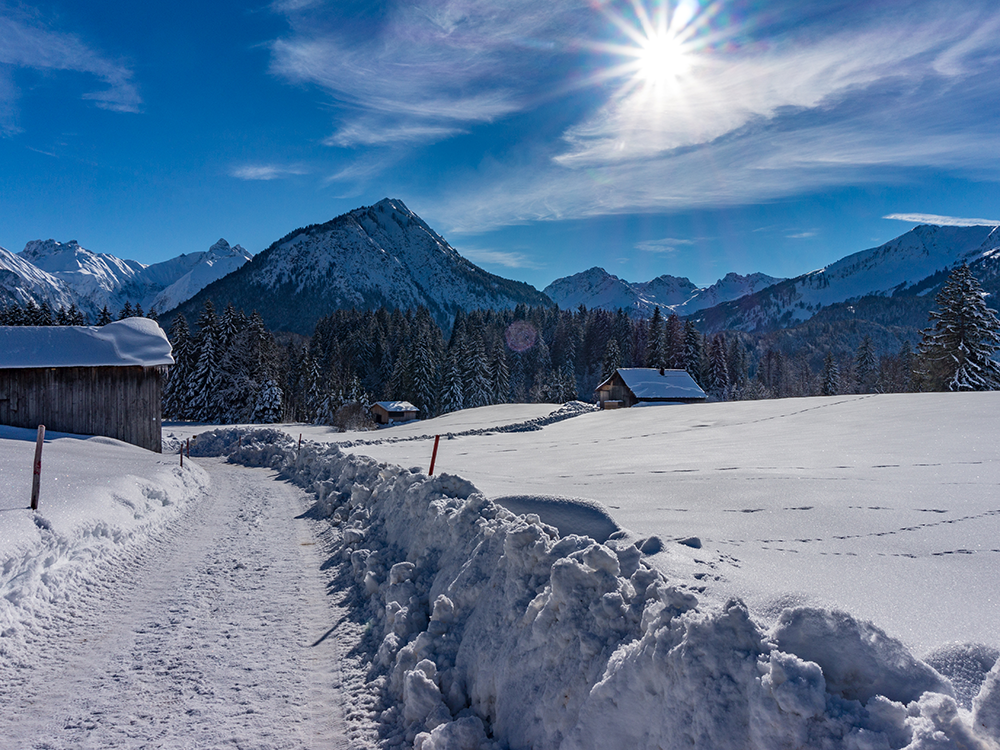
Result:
[0, 458, 358, 749]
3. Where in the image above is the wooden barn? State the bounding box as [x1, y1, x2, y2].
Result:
[596, 367, 707, 409]
[370, 400, 419, 425]
[0, 318, 174, 452]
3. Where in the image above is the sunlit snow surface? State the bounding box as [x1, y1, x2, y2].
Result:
[182, 393, 1000, 659]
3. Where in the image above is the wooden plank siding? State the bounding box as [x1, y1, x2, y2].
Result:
[0, 366, 164, 452]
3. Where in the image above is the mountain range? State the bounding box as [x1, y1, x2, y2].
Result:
[542, 268, 784, 318]
[0, 238, 251, 319]
[4, 198, 1000, 341]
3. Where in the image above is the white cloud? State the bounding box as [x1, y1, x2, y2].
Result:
[787, 231, 817, 239]
[324, 122, 466, 148]
[0, 11, 140, 126]
[884, 213, 1000, 227]
[230, 164, 307, 181]
[635, 238, 693, 254]
[459, 247, 543, 270]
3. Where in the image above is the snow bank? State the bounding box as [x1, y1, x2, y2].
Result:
[0, 427, 208, 661]
[200, 427, 1000, 750]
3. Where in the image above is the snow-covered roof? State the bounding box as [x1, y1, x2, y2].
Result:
[598, 367, 706, 400]
[0, 318, 174, 369]
[372, 401, 419, 413]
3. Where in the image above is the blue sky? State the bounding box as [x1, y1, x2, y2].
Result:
[2, 0, 1000, 290]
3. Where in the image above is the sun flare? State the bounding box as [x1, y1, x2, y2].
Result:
[636, 30, 691, 83]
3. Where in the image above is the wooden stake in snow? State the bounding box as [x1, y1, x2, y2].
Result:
[298, 433, 302, 458]
[30, 425, 45, 510]
[186, 438, 190, 458]
[428, 434, 441, 475]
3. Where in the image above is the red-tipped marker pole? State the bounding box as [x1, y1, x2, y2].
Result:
[428, 434, 441, 475]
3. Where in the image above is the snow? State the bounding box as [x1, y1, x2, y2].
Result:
[3, 238, 252, 318]
[184, 410, 1000, 748]
[148, 238, 251, 313]
[288, 394, 1000, 659]
[606, 367, 707, 400]
[0, 245, 75, 310]
[6, 393, 1000, 748]
[0, 424, 208, 655]
[0, 318, 173, 368]
[376, 400, 421, 413]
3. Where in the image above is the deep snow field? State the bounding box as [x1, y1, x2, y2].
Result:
[169, 393, 1000, 658]
[5, 393, 1000, 749]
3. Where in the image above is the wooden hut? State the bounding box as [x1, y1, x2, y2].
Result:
[596, 367, 707, 409]
[0, 318, 173, 452]
[370, 400, 419, 425]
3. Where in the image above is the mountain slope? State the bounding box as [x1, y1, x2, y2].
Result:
[166, 198, 553, 334]
[5, 238, 252, 318]
[543, 267, 783, 317]
[19, 240, 145, 313]
[693, 224, 1000, 333]
[0, 245, 76, 310]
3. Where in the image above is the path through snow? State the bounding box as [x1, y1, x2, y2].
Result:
[0, 458, 361, 749]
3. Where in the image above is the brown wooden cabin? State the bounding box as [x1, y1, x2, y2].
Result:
[370, 400, 420, 425]
[0, 318, 174, 452]
[596, 367, 707, 409]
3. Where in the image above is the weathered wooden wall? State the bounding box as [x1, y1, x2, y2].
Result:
[0, 366, 163, 452]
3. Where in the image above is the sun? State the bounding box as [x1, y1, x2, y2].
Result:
[635, 29, 691, 83]
[587, 1, 701, 95]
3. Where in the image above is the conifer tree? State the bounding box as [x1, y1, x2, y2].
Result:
[97, 305, 113, 326]
[821, 352, 840, 396]
[918, 264, 1000, 391]
[489, 339, 510, 405]
[601, 338, 623, 382]
[854, 336, 878, 393]
[645, 307, 665, 368]
[119, 301, 134, 319]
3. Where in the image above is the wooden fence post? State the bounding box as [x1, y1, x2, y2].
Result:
[428, 434, 441, 476]
[30, 425, 45, 510]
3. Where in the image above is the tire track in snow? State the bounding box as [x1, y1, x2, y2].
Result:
[0, 459, 356, 749]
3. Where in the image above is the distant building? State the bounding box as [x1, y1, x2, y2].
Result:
[370, 400, 419, 425]
[596, 367, 707, 409]
[0, 318, 173, 452]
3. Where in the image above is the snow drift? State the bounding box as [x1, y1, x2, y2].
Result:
[194, 427, 1000, 750]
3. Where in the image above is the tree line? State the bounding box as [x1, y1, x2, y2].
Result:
[4, 264, 997, 427]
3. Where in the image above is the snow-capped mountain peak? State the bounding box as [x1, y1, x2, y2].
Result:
[543, 267, 785, 317]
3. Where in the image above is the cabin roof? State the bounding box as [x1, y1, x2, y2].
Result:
[0, 318, 174, 369]
[372, 400, 419, 412]
[597, 367, 706, 400]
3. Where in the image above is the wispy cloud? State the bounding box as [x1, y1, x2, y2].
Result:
[459, 246, 543, 270]
[267, 0, 591, 147]
[230, 164, 308, 181]
[884, 213, 1000, 227]
[787, 231, 817, 239]
[0, 8, 140, 130]
[635, 237, 694, 254]
[323, 122, 466, 147]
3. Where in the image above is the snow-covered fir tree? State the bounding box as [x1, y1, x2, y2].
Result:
[821, 352, 840, 396]
[918, 264, 1000, 391]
